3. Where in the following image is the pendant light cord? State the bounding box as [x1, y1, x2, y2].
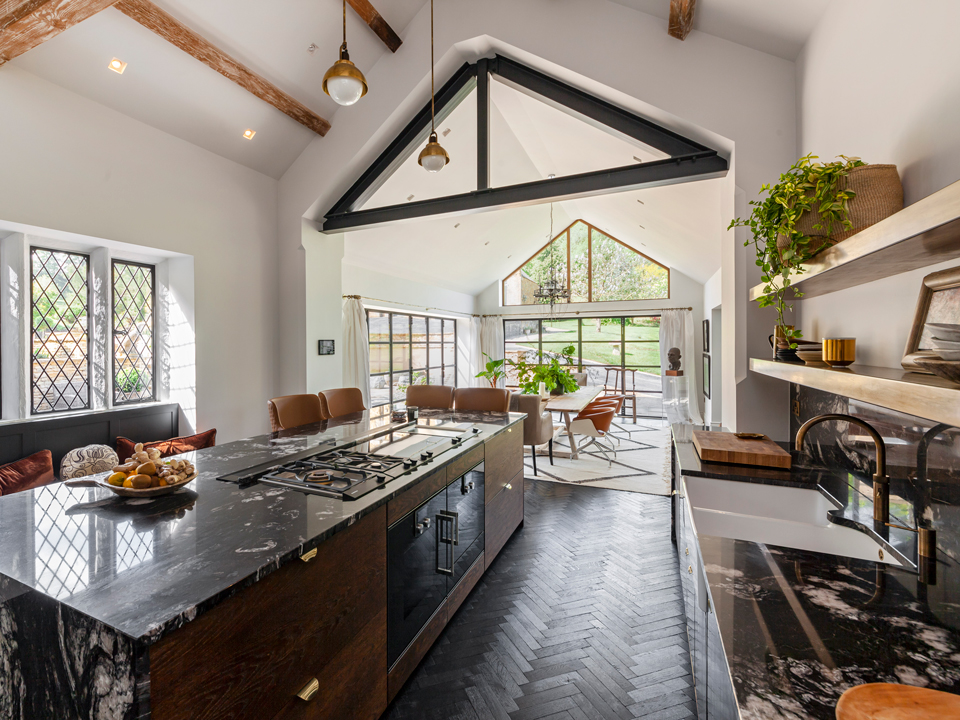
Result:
[430, 0, 436, 133]
[342, 0, 347, 50]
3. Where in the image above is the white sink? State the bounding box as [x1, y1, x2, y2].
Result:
[685, 476, 901, 566]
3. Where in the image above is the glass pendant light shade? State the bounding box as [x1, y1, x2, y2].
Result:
[323, 45, 368, 106]
[418, 131, 450, 173]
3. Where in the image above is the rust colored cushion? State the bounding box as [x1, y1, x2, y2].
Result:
[117, 429, 217, 460]
[0, 450, 55, 496]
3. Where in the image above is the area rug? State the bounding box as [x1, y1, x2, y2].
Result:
[523, 421, 672, 496]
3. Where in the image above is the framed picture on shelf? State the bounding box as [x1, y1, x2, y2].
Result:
[902, 266, 960, 371]
[702, 353, 711, 399]
[703, 319, 710, 353]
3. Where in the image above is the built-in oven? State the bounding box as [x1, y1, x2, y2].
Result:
[387, 461, 484, 668]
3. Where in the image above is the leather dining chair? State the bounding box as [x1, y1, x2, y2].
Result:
[268, 394, 325, 432]
[569, 405, 617, 466]
[318, 388, 366, 419]
[405, 385, 455, 410]
[453, 387, 511, 412]
[509, 393, 556, 476]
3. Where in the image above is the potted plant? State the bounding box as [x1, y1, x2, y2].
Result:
[512, 345, 579, 395]
[729, 154, 901, 350]
[475, 353, 507, 388]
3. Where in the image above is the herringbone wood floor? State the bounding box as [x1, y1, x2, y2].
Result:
[385, 479, 696, 720]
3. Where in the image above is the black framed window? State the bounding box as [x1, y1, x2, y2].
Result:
[368, 310, 457, 418]
[113, 260, 156, 404]
[503, 315, 663, 418]
[30, 248, 91, 414]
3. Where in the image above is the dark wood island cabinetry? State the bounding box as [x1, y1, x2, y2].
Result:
[0, 411, 525, 720]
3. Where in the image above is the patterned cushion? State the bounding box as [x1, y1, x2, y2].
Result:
[116, 429, 217, 461]
[60, 444, 120, 481]
[0, 450, 55, 496]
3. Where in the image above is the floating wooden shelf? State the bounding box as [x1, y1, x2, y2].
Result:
[748, 179, 960, 301]
[750, 358, 960, 426]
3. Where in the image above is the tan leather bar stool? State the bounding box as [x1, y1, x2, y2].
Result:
[453, 388, 511, 412]
[318, 388, 366, 419]
[405, 385, 455, 410]
[267, 395, 325, 432]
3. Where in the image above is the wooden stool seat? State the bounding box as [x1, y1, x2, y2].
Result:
[836, 683, 960, 720]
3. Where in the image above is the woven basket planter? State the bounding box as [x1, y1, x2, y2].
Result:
[777, 164, 903, 257]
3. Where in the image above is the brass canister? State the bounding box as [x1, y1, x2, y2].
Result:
[822, 337, 856, 367]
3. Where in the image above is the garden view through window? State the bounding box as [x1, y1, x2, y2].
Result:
[368, 310, 457, 418]
[113, 261, 156, 404]
[504, 316, 664, 418]
[502, 220, 669, 305]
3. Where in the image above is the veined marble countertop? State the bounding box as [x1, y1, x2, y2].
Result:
[0, 410, 523, 644]
[672, 423, 960, 720]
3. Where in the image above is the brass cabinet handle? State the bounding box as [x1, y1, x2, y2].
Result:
[300, 548, 318, 563]
[685, 548, 689, 556]
[688, 566, 693, 574]
[297, 678, 320, 701]
[505, 483, 513, 490]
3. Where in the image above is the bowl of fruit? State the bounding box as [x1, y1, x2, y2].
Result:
[66, 443, 198, 498]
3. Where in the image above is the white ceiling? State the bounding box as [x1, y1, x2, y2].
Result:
[11, 0, 423, 178]
[345, 80, 724, 294]
[610, 0, 830, 60]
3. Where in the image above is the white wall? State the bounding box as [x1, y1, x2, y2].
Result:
[277, 0, 798, 439]
[795, 1, 960, 372]
[342, 262, 477, 317]
[0, 66, 280, 442]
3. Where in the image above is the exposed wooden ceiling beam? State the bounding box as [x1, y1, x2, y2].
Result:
[347, 0, 401, 53]
[668, 0, 697, 41]
[0, 0, 119, 65]
[114, 0, 331, 136]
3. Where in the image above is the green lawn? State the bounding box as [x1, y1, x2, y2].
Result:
[512, 326, 661, 371]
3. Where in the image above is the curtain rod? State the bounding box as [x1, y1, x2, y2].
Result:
[480, 306, 693, 318]
[343, 294, 479, 318]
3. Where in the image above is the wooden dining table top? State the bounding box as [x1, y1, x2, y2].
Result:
[544, 386, 603, 413]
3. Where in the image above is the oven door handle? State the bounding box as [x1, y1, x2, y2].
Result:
[435, 512, 456, 575]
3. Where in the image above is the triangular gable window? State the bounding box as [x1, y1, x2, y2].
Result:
[503, 220, 668, 305]
[323, 56, 727, 233]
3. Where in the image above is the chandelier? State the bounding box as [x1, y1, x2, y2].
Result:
[533, 201, 571, 308]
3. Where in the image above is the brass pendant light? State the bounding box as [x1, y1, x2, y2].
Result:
[323, 0, 368, 106]
[418, 0, 449, 172]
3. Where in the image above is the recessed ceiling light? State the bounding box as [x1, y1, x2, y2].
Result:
[636, 199, 645, 205]
[454, 223, 460, 228]
[484, 241, 489, 246]
[242, 129, 256, 140]
[638, 223, 645, 229]
[407, 194, 415, 201]
[507, 255, 512, 258]
[633, 156, 643, 163]
[108, 58, 127, 74]
[442, 128, 451, 137]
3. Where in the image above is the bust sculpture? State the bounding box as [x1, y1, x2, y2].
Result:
[666, 347, 683, 376]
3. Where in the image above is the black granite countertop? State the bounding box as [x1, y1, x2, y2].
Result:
[672, 424, 960, 719]
[0, 410, 523, 645]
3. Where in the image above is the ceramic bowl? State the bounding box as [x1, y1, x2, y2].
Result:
[927, 323, 960, 341]
[932, 337, 960, 350]
[796, 349, 827, 367]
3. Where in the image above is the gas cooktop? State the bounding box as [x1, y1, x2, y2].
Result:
[218, 424, 480, 500]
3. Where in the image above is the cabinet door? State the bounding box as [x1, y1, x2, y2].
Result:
[387, 490, 448, 667]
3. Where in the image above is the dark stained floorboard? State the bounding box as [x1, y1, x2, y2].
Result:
[385, 479, 696, 720]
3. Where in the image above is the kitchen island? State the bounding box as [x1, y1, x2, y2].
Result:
[0, 409, 525, 720]
[671, 423, 960, 720]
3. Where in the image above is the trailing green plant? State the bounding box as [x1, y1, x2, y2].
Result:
[728, 154, 865, 348]
[512, 344, 579, 395]
[475, 353, 507, 388]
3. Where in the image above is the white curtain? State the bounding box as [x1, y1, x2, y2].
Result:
[479, 316, 505, 388]
[660, 309, 703, 425]
[468, 317, 484, 387]
[342, 297, 370, 409]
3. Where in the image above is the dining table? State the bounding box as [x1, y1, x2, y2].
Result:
[544, 385, 603, 460]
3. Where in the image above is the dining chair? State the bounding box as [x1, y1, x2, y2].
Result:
[405, 385, 455, 410]
[569, 406, 617, 466]
[318, 388, 366, 419]
[268, 394, 325, 432]
[509, 393, 556, 476]
[453, 388, 511, 412]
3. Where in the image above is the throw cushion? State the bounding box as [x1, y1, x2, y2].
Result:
[0, 450, 55, 496]
[116, 429, 217, 460]
[60, 444, 120, 481]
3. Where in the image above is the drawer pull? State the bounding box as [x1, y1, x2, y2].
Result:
[685, 548, 689, 556]
[688, 566, 693, 574]
[505, 483, 512, 490]
[297, 678, 320, 701]
[300, 548, 318, 563]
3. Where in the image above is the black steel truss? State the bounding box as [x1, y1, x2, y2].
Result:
[323, 54, 728, 233]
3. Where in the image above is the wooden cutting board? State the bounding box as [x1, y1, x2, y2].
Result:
[693, 430, 792, 469]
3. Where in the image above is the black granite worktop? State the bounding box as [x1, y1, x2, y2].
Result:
[672, 423, 960, 719]
[0, 410, 523, 645]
